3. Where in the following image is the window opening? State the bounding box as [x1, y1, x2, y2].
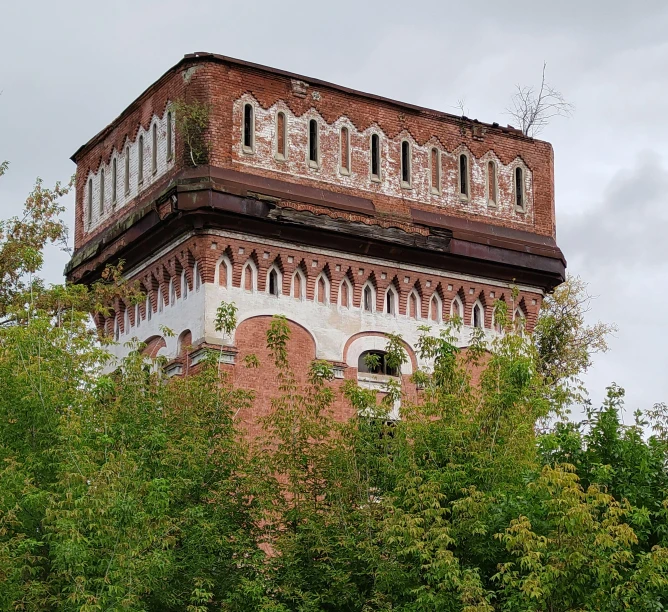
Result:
[371, 133, 380, 179]
[276, 112, 287, 159]
[431, 148, 440, 192]
[243, 104, 254, 151]
[340, 126, 350, 173]
[459, 154, 468, 197]
[488, 161, 497, 205]
[269, 269, 279, 296]
[308, 119, 318, 165]
[401, 141, 410, 185]
[515, 167, 525, 209]
[363, 285, 374, 312]
[358, 350, 399, 376]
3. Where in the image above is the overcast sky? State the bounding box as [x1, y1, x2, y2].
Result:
[2, 0, 667, 418]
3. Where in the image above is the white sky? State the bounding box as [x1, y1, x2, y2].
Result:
[2, 0, 667, 418]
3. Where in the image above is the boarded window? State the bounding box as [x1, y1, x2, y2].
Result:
[293, 273, 303, 299]
[309, 119, 318, 165]
[515, 167, 525, 209]
[276, 112, 287, 158]
[431, 148, 440, 192]
[430, 296, 440, 321]
[244, 266, 253, 291]
[152, 124, 157, 173]
[408, 293, 418, 318]
[243, 104, 254, 150]
[340, 281, 349, 307]
[166, 111, 173, 160]
[371, 134, 380, 178]
[488, 161, 497, 205]
[401, 141, 411, 184]
[219, 261, 227, 286]
[459, 154, 468, 197]
[340, 127, 350, 173]
[451, 298, 462, 318]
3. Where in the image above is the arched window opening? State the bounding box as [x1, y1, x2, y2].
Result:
[243, 103, 254, 151]
[99, 169, 105, 214]
[316, 275, 328, 304]
[87, 178, 93, 223]
[151, 123, 158, 174]
[308, 119, 319, 167]
[124, 146, 130, 195]
[408, 292, 419, 319]
[430, 148, 440, 193]
[138, 135, 144, 184]
[135, 303, 141, 329]
[166, 111, 173, 161]
[363, 285, 374, 312]
[515, 167, 525, 210]
[114, 317, 120, 342]
[276, 111, 287, 159]
[401, 140, 411, 186]
[488, 161, 498, 205]
[429, 295, 442, 322]
[178, 330, 192, 357]
[371, 133, 380, 179]
[451, 297, 462, 319]
[292, 271, 305, 300]
[194, 263, 201, 291]
[268, 268, 280, 296]
[112, 158, 117, 204]
[459, 153, 469, 198]
[146, 294, 152, 321]
[242, 262, 256, 292]
[385, 287, 397, 316]
[123, 308, 130, 334]
[181, 270, 188, 300]
[473, 303, 484, 329]
[169, 279, 176, 305]
[358, 350, 399, 377]
[340, 126, 350, 173]
[339, 279, 351, 308]
[157, 287, 164, 313]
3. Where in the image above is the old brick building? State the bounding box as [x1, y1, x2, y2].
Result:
[65, 52, 566, 431]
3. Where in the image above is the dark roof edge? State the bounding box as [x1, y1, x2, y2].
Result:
[71, 51, 544, 164]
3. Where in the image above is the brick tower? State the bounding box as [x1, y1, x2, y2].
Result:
[66, 52, 566, 431]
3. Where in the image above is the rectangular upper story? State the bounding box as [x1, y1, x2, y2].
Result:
[71, 52, 558, 255]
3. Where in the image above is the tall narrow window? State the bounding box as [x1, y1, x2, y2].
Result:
[135, 303, 141, 328]
[124, 147, 130, 195]
[473, 303, 483, 329]
[308, 119, 319, 166]
[99, 169, 105, 214]
[166, 111, 173, 161]
[408, 292, 418, 318]
[430, 148, 440, 193]
[151, 124, 157, 174]
[157, 287, 164, 313]
[487, 161, 498, 206]
[385, 288, 397, 315]
[194, 263, 201, 291]
[401, 141, 411, 186]
[370, 133, 380, 180]
[181, 270, 188, 300]
[515, 167, 525, 210]
[87, 178, 93, 224]
[138, 135, 144, 184]
[316, 276, 327, 304]
[169, 279, 176, 305]
[429, 295, 441, 322]
[292, 271, 304, 300]
[340, 127, 350, 174]
[363, 285, 374, 312]
[276, 112, 287, 160]
[459, 154, 469, 198]
[243, 103, 254, 151]
[146, 295, 152, 321]
[268, 269, 279, 296]
[451, 297, 462, 319]
[112, 158, 117, 204]
[340, 280, 350, 308]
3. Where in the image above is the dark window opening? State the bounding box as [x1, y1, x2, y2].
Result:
[459, 154, 468, 196]
[386, 290, 396, 315]
[269, 269, 279, 296]
[358, 350, 399, 376]
[243, 104, 253, 150]
[515, 167, 524, 209]
[401, 141, 410, 184]
[473, 304, 483, 328]
[309, 119, 318, 164]
[371, 134, 380, 178]
[363, 285, 373, 312]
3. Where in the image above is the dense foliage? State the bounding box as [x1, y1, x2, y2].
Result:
[1, 171, 667, 610]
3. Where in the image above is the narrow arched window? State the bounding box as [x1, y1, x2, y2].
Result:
[371, 133, 380, 180]
[243, 264, 254, 292]
[268, 269, 279, 296]
[166, 111, 173, 161]
[87, 178, 93, 224]
[114, 317, 120, 342]
[151, 124, 158, 174]
[429, 295, 441, 322]
[181, 270, 188, 300]
[488, 161, 497, 206]
[515, 167, 525, 210]
[124, 308, 130, 333]
[99, 169, 105, 214]
[340, 126, 350, 174]
[135, 303, 141, 328]
[157, 287, 164, 313]
[112, 158, 117, 204]
[408, 292, 418, 318]
[339, 280, 350, 308]
[401, 141, 411, 186]
[451, 298, 461, 318]
[459, 154, 469, 198]
[385, 288, 397, 315]
[473, 303, 484, 328]
[292, 271, 305, 299]
[169, 279, 176, 305]
[124, 146, 130, 195]
[138, 135, 144, 184]
[146, 295, 152, 321]
[363, 285, 374, 312]
[243, 103, 254, 152]
[194, 263, 201, 291]
[276, 112, 287, 159]
[430, 148, 440, 193]
[308, 119, 319, 166]
[316, 276, 327, 304]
